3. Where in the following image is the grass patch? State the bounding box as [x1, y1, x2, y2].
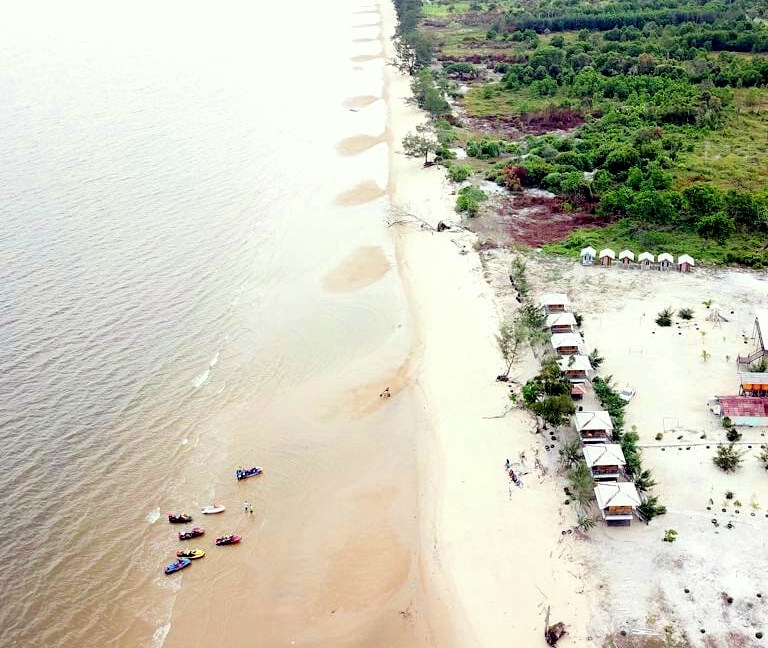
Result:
[675, 89, 768, 192]
[463, 84, 553, 118]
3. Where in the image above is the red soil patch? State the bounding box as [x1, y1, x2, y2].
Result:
[496, 193, 614, 247]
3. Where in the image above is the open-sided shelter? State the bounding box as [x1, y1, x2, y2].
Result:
[594, 482, 641, 526]
[574, 410, 614, 443]
[546, 312, 577, 334]
[558, 354, 593, 381]
[737, 309, 768, 367]
[551, 333, 585, 355]
[583, 444, 626, 480]
[739, 372, 768, 397]
[540, 293, 571, 314]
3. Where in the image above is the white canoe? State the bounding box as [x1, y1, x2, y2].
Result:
[201, 504, 226, 514]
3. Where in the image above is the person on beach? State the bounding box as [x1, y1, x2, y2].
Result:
[504, 459, 510, 470]
[379, 387, 391, 399]
[244, 500, 250, 514]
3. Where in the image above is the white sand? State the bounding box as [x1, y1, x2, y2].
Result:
[381, 2, 594, 644]
[483, 250, 768, 645]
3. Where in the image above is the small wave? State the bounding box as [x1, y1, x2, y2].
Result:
[191, 368, 210, 389]
[145, 507, 160, 524]
[209, 351, 220, 368]
[149, 623, 170, 648]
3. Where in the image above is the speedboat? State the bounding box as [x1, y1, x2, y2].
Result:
[176, 548, 205, 560]
[178, 527, 205, 540]
[168, 513, 192, 524]
[235, 467, 263, 481]
[215, 534, 242, 546]
[201, 504, 226, 514]
[164, 558, 191, 574]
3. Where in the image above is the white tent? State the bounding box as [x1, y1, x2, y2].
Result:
[638, 252, 654, 263]
[678, 254, 695, 266]
[580, 246, 597, 257]
[658, 252, 674, 263]
[599, 248, 616, 260]
[618, 249, 635, 261]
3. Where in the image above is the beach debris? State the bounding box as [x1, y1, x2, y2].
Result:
[379, 387, 391, 399]
[544, 606, 566, 646]
[437, 220, 450, 232]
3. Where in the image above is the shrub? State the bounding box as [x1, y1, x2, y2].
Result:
[638, 495, 667, 520]
[713, 444, 745, 472]
[663, 529, 678, 542]
[455, 185, 487, 217]
[678, 308, 694, 320]
[726, 428, 742, 442]
[656, 308, 674, 327]
[448, 164, 471, 182]
[760, 447, 768, 470]
[722, 416, 732, 428]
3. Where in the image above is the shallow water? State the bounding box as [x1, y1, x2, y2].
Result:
[0, 1, 423, 645]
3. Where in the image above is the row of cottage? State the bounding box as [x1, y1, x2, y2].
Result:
[541, 293, 642, 526]
[580, 246, 695, 272]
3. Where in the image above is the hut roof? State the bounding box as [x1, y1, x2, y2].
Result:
[583, 444, 626, 468]
[546, 312, 577, 328]
[658, 252, 674, 263]
[718, 396, 768, 418]
[638, 252, 654, 262]
[594, 482, 641, 509]
[551, 333, 585, 350]
[558, 355, 593, 372]
[574, 410, 614, 431]
[571, 383, 588, 396]
[599, 248, 616, 259]
[618, 249, 635, 261]
[678, 254, 695, 266]
[540, 293, 570, 307]
[580, 246, 597, 257]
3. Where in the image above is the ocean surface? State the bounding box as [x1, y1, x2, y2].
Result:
[0, 1, 418, 645]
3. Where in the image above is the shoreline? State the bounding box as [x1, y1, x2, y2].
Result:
[381, 2, 596, 646]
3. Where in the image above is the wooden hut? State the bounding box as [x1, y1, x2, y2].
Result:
[558, 354, 593, 381]
[539, 293, 571, 315]
[677, 254, 695, 273]
[594, 482, 641, 526]
[618, 250, 635, 268]
[739, 373, 768, 397]
[570, 383, 587, 401]
[638, 252, 654, 270]
[546, 312, 577, 334]
[580, 246, 596, 266]
[599, 248, 616, 266]
[583, 444, 626, 480]
[574, 410, 614, 443]
[658, 252, 674, 271]
[551, 333, 585, 356]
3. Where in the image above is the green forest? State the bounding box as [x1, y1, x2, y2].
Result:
[394, 0, 768, 265]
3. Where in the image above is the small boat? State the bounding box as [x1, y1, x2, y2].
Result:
[201, 504, 226, 515]
[176, 548, 205, 560]
[178, 527, 205, 540]
[235, 467, 263, 481]
[215, 534, 242, 546]
[164, 558, 191, 574]
[168, 513, 192, 524]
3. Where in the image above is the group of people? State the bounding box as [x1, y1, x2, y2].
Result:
[243, 501, 253, 515]
[504, 459, 524, 488]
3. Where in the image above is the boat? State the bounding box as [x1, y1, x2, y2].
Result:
[164, 558, 191, 574]
[235, 467, 263, 481]
[176, 548, 205, 560]
[167, 513, 192, 524]
[201, 504, 226, 514]
[215, 534, 242, 546]
[178, 527, 205, 540]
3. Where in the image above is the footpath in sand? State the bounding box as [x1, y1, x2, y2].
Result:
[381, 2, 594, 645]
